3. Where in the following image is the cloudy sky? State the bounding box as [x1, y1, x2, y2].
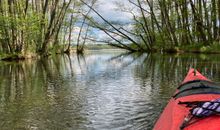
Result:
[73, 0, 137, 44]
[92, 0, 134, 22]
[89, 0, 135, 42]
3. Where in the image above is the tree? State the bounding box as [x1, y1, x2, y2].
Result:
[80, 0, 220, 52]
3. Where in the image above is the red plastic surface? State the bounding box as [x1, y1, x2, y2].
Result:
[153, 69, 220, 130]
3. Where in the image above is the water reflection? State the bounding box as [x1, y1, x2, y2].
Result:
[0, 51, 220, 130]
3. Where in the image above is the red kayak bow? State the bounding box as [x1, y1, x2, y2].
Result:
[153, 68, 220, 130]
[181, 68, 210, 84]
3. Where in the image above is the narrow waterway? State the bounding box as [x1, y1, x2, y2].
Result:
[0, 50, 220, 130]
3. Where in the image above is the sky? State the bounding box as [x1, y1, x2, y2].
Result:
[92, 0, 133, 23]
[72, 0, 137, 44]
[86, 0, 135, 43]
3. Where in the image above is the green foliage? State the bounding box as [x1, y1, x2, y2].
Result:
[180, 42, 220, 53]
[0, 0, 82, 58]
[128, 0, 220, 53]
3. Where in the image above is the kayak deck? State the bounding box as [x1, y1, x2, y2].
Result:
[153, 68, 220, 130]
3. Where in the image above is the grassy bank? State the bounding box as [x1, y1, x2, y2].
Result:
[0, 52, 38, 61]
[162, 43, 220, 54]
[2, 43, 220, 61]
[0, 44, 117, 61]
[73, 44, 118, 50]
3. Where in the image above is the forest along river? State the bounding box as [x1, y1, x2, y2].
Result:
[0, 50, 220, 130]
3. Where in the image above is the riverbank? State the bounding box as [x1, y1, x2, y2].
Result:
[0, 44, 118, 61]
[0, 53, 37, 61]
[163, 44, 220, 54]
[1, 43, 220, 61]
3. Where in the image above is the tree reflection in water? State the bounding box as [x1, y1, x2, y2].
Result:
[0, 52, 220, 129]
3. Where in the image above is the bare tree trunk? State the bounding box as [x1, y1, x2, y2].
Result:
[65, 14, 74, 54]
[137, 0, 153, 49]
[218, 0, 220, 41]
[81, 25, 90, 50]
[189, 0, 207, 44]
[40, 0, 72, 55]
[159, 0, 178, 46]
[76, 0, 97, 53]
[203, 0, 212, 43]
[211, 0, 217, 40]
[81, 0, 145, 51]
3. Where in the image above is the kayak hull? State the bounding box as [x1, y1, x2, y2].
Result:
[153, 69, 220, 130]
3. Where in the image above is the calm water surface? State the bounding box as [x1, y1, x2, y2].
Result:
[0, 50, 220, 130]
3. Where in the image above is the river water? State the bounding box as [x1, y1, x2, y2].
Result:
[0, 50, 220, 130]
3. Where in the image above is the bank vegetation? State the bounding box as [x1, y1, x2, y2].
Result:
[84, 0, 220, 53]
[0, 0, 220, 60]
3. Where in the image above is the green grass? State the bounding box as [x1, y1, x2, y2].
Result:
[180, 43, 220, 53]
[75, 44, 118, 50]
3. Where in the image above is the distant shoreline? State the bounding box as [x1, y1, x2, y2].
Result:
[2, 44, 220, 61]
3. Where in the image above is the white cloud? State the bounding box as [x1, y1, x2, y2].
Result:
[90, 0, 133, 23]
[74, 0, 136, 44]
